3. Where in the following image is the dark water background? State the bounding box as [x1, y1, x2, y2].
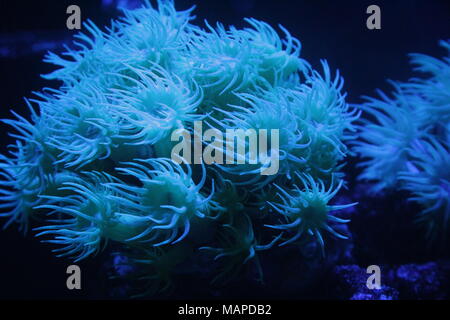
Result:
[0, 0, 449, 299]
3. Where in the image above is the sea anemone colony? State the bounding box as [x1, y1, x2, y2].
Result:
[355, 40, 450, 238]
[0, 0, 358, 295]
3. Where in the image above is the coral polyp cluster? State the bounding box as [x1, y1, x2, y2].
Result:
[355, 40, 450, 235]
[0, 0, 357, 295]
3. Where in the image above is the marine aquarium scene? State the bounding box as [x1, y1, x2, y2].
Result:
[0, 0, 449, 304]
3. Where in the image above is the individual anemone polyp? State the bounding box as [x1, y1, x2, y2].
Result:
[266, 173, 355, 251]
[0, 0, 357, 294]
